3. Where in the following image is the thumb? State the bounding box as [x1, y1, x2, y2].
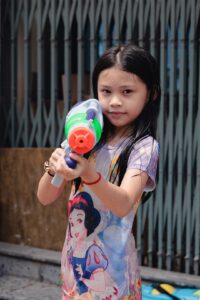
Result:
[69, 152, 82, 162]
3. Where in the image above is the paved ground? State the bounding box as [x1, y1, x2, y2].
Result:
[0, 275, 62, 300]
[0, 242, 62, 299]
[0, 242, 200, 299]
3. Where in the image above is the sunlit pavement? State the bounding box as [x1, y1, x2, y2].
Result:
[0, 242, 200, 299]
[0, 275, 61, 300]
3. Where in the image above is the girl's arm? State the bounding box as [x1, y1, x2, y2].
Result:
[37, 172, 67, 205]
[60, 152, 148, 218]
[37, 148, 69, 205]
[82, 168, 148, 218]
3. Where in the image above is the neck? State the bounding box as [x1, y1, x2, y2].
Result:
[107, 126, 131, 145]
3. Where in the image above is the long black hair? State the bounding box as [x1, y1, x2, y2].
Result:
[74, 44, 160, 192]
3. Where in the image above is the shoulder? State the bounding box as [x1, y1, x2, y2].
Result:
[127, 136, 159, 173]
[127, 136, 159, 191]
[134, 136, 159, 153]
[128, 136, 159, 162]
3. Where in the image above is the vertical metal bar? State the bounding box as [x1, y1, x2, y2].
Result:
[136, 206, 142, 265]
[63, 0, 71, 110]
[24, 0, 30, 146]
[126, 0, 132, 42]
[77, 0, 84, 100]
[193, 1, 200, 274]
[37, 0, 43, 146]
[192, 0, 199, 275]
[138, 0, 144, 47]
[55, 0, 72, 145]
[194, 1, 200, 275]
[102, 0, 108, 51]
[0, 0, 2, 102]
[176, 0, 186, 272]
[90, 0, 97, 96]
[137, 0, 144, 264]
[185, 0, 195, 274]
[11, 0, 16, 146]
[50, 0, 57, 146]
[147, 0, 156, 267]
[150, 0, 156, 56]
[147, 201, 153, 267]
[114, 0, 120, 44]
[166, 0, 176, 271]
[194, 24, 200, 275]
[29, 0, 41, 147]
[157, 0, 167, 269]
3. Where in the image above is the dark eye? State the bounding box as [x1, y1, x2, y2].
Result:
[77, 218, 83, 224]
[101, 89, 111, 95]
[123, 89, 133, 95]
[70, 222, 74, 227]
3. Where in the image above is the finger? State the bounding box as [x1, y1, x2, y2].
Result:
[57, 148, 65, 155]
[53, 148, 65, 158]
[69, 153, 83, 162]
[57, 155, 67, 167]
[50, 149, 64, 163]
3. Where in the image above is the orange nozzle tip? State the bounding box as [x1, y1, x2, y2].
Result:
[68, 127, 95, 154]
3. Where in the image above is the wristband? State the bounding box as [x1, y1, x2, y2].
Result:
[82, 172, 102, 185]
[47, 171, 54, 177]
[44, 161, 55, 177]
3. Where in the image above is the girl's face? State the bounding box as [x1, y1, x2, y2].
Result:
[97, 66, 149, 134]
[69, 208, 87, 242]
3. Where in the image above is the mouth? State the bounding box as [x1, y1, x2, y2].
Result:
[109, 111, 125, 114]
[109, 112, 126, 117]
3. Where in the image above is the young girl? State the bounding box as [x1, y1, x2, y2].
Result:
[37, 44, 160, 300]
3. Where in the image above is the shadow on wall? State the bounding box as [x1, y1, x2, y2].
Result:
[0, 148, 70, 251]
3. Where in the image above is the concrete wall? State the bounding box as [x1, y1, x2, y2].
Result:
[0, 148, 70, 251]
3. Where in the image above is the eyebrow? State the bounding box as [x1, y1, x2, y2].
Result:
[99, 84, 135, 89]
[120, 86, 135, 89]
[98, 85, 110, 88]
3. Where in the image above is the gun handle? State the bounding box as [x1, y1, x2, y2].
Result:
[51, 155, 77, 188]
[66, 156, 77, 169]
[51, 174, 64, 187]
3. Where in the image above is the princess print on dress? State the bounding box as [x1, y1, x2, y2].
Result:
[62, 191, 118, 299]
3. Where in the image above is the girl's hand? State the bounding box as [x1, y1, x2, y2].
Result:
[54, 152, 96, 182]
[48, 148, 65, 174]
[68, 152, 97, 182]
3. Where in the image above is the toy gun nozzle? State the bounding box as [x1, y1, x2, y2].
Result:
[68, 127, 95, 154]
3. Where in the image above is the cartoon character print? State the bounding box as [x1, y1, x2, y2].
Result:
[62, 191, 119, 299]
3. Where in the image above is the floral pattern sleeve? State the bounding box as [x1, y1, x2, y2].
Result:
[127, 136, 159, 191]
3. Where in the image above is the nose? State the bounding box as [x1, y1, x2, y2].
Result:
[110, 95, 122, 106]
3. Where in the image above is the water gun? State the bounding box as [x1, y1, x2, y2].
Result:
[51, 98, 103, 187]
